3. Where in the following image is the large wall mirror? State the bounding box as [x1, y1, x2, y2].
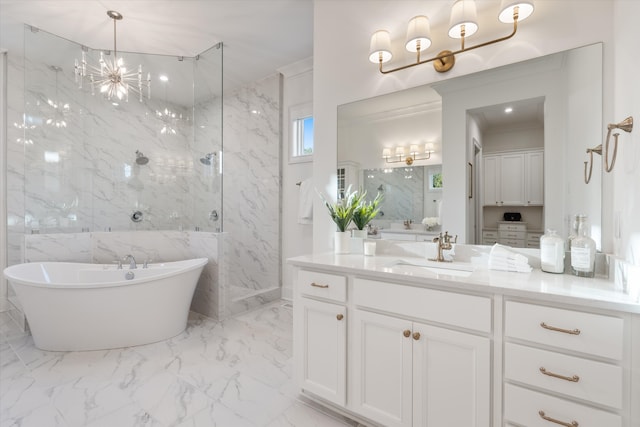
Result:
[337, 43, 603, 248]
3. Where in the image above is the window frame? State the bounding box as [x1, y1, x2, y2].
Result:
[289, 102, 313, 164]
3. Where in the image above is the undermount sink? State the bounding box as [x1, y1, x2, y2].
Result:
[387, 259, 475, 278]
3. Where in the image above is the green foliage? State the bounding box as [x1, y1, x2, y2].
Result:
[319, 186, 364, 232]
[352, 190, 384, 230]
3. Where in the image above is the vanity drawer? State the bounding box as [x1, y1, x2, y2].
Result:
[498, 238, 525, 248]
[504, 342, 623, 408]
[499, 223, 527, 232]
[504, 383, 621, 427]
[482, 230, 498, 239]
[505, 301, 624, 360]
[498, 230, 526, 240]
[353, 278, 491, 333]
[298, 270, 346, 303]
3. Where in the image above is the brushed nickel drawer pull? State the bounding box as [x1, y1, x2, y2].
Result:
[538, 410, 579, 427]
[310, 282, 329, 288]
[540, 322, 581, 335]
[539, 367, 580, 382]
[336, 314, 344, 321]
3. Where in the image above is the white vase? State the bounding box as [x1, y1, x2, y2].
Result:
[334, 231, 351, 254]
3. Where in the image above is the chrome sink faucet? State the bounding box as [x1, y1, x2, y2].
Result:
[123, 254, 137, 269]
[430, 231, 458, 262]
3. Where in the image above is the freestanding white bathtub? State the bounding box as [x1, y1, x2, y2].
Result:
[3, 258, 208, 351]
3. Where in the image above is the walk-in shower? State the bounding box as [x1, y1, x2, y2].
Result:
[7, 23, 282, 322]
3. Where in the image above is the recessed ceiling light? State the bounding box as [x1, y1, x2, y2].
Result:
[159, 75, 169, 82]
[504, 107, 513, 113]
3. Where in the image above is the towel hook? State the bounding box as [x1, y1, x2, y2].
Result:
[604, 116, 633, 173]
[583, 144, 602, 184]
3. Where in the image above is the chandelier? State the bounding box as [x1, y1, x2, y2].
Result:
[74, 10, 150, 102]
[369, 0, 535, 74]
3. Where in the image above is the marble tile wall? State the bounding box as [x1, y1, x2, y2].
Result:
[222, 74, 282, 316]
[362, 166, 425, 227]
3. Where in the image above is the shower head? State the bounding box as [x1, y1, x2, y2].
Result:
[200, 152, 216, 165]
[135, 150, 149, 165]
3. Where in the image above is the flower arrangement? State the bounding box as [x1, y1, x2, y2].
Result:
[421, 216, 440, 230]
[352, 191, 384, 231]
[319, 186, 364, 232]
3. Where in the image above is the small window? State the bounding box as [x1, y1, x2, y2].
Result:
[290, 103, 313, 163]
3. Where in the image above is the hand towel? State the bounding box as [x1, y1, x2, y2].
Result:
[488, 243, 532, 273]
[297, 179, 313, 224]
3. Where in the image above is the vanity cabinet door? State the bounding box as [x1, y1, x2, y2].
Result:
[500, 153, 526, 205]
[483, 155, 501, 206]
[351, 310, 413, 427]
[525, 150, 544, 205]
[412, 322, 491, 427]
[297, 297, 346, 406]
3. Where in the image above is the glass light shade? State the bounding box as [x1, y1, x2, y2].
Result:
[409, 144, 420, 155]
[369, 30, 393, 63]
[448, 0, 479, 39]
[395, 146, 405, 156]
[425, 142, 435, 152]
[405, 15, 432, 53]
[382, 148, 391, 158]
[499, 0, 535, 23]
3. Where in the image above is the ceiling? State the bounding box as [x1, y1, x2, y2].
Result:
[0, 0, 314, 91]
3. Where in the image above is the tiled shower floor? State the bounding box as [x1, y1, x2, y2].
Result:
[0, 302, 357, 427]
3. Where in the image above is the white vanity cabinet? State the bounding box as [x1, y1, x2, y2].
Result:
[291, 253, 640, 427]
[503, 300, 625, 427]
[483, 150, 543, 206]
[350, 278, 492, 427]
[294, 270, 347, 406]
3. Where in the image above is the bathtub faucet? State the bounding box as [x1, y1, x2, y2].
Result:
[123, 254, 137, 270]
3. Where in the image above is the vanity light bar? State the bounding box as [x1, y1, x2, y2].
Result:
[369, 0, 535, 74]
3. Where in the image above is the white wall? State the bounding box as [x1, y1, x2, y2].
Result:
[612, 1, 640, 264]
[280, 58, 313, 300]
[313, 0, 616, 253]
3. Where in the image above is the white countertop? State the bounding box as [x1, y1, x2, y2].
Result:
[288, 252, 640, 314]
[380, 229, 439, 236]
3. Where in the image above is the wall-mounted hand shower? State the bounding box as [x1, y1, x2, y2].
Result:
[135, 150, 149, 165]
[200, 152, 216, 165]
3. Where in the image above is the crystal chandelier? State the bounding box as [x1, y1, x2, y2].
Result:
[74, 11, 150, 102]
[46, 66, 70, 128]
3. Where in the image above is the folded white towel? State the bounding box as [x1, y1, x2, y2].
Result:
[488, 244, 532, 273]
[297, 179, 313, 224]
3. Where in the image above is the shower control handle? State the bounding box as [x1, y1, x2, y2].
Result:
[209, 210, 219, 221]
[131, 211, 143, 222]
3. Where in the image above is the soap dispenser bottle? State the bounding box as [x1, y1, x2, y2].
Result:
[570, 214, 596, 277]
[540, 229, 564, 273]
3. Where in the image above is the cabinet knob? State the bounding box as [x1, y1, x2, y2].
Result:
[412, 332, 421, 340]
[336, 314, 344, 321]
[403, 329, 411, 337]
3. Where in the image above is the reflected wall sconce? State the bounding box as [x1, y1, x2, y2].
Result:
[382, 144, 433, 165]
[584, 116, 634, 184]
[369, 0, 534, 74]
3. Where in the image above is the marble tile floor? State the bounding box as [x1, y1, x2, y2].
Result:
[0, 301, 358, 427]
